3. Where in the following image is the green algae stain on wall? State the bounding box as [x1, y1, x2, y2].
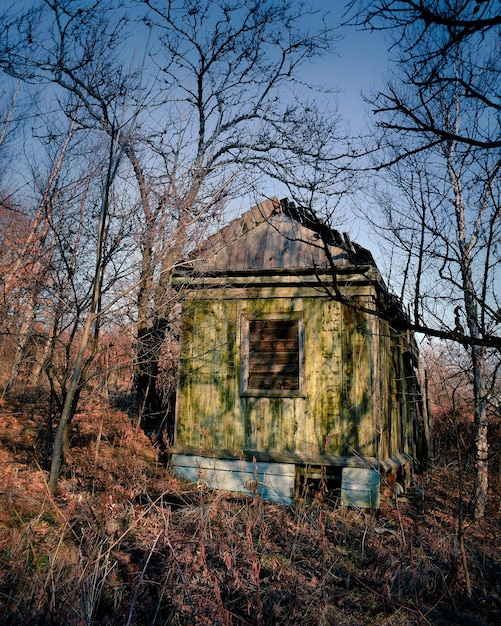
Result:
[177, 294, 370, 458]
[341, 301, 374, 456]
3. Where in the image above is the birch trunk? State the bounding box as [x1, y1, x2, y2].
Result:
[447, 140, 490, 519]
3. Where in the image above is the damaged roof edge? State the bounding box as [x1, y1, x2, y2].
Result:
[171, 195, 414, 335]
[174, 196, 377, 273]
[278, 198, 376, 266]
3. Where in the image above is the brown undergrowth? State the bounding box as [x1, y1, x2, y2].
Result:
[0, 395, 500, 625]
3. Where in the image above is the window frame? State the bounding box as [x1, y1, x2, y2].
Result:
[240, 311, 305, 398]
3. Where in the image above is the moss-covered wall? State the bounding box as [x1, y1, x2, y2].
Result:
[372, 319, 415, 460]
[175, 292, 386, 458]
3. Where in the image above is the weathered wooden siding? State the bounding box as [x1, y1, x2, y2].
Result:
[306, 298, 343, 455]
[341, 301, 374, 456]
[370, 323, 416, 460]
[175, 291, 381, 459]
[176, 299, 242, 450]
[195, 212, 353, 272]
[172, 199, 421, 506]
[375, 318, 391, 460]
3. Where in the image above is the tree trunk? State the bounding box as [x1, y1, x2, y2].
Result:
[134, 322, 165, 424]
[471, 345, 488, 519]
[48, 309, 96, 494]
[5, 288, 36, 394]
[48, 128, 119, 495]
[447, 141, 490, 519]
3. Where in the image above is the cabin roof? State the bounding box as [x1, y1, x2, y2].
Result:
[172, 196, 414, 343]
[177, 197, 376, 275]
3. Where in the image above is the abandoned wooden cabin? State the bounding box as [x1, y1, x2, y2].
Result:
[170, 197, 425, 507]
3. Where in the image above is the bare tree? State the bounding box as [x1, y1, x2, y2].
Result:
[3, 119, 77, 394]
[349, 0, 501, 518]
[0, 0, 357, 485]
[48, 122, 128, 494]
[1, 0, 349, 424]
[0, 0, 151, 490]
[0, 195, 31, 384]
[0, 79, 22, 172]
[347, 0, 501, 154]
[118, 0, 349, 426]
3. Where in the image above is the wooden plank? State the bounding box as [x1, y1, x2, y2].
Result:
[173, 286, 375, 301]
[247, 375, 300, 390]
[250, 319, 298, 339]
[175, 298, 243, 450]
[379, 453, 412, 471]
[242, 309, 303, 396]
[170, 446, 412, 470]
[250, 339, 298, 352]
[172, 273, 376, 290]
[341, 300, 375, 457]
[313, 298, 343, 455]
[249, 352, 299, 366]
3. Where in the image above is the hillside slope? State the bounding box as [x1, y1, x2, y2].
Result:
[0, 395, 499, 625]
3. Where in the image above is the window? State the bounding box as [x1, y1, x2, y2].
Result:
[241, 313, 304, 397]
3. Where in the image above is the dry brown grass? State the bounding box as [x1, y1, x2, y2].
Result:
[0, 394, 500, 625]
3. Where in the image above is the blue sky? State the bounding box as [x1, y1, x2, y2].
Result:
[304, 3, 389, 133]
[5, 0, 391, 257]
[304, 3, 391, 257]
[245, 2, 392, 258]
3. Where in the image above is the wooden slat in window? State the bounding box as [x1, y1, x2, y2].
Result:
[248, 319, 300, 391]
[247, 375, 300, 390]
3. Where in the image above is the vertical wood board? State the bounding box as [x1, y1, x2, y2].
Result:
[341, 300, 374, 456]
